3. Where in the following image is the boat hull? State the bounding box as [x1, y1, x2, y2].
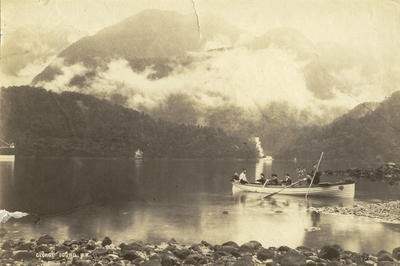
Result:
[232, 181, 355, 198]
[0, 155, 15, 162]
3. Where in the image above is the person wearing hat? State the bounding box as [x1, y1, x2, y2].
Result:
[231, 172, 240, 181]
[239, 169, 248, 184]
[256, 173, 266, 184]
[284, 174, 292, 185]
[270, 173, 279, 185]
[306, 165, 321, 185]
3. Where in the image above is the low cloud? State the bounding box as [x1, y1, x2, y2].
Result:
[0, 26, 84, 87]
[35, 42, 396, 132]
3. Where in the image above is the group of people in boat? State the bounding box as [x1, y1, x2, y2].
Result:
[255, 172, 293, 186]
[232, 166, 321, 186]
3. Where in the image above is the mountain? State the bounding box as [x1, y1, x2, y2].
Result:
[276, 91, 400, 163]
[29, 9, 395, 157]
[32, 9, 239, 84]
[0, 86, 256, 158]
[247, 28, 317, 60]
[334, 102, 379, 121]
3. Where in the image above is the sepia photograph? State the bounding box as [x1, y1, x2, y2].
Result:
[1, 0, 400, 265]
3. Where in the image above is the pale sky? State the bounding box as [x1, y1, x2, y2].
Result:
[2, 0, 400, 48]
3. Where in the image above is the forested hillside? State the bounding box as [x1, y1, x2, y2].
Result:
[0, 86, 256, 158]
[276, 91, 400, 163]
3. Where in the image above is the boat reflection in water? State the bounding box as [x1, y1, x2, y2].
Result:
[231, 191, 400, 253]
[231, 192, 307, 247]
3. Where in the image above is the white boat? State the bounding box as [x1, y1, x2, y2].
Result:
[0, 155, 15, 162]
[232, 180, 355, 198]
[134, 149, 143, 160]
[0, 141, 15, 162]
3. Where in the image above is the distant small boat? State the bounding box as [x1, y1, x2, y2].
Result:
[0, 155, 15, 162]
[258, 155, 273, 162]
[134, 149, 143, 160]
[232, 180, 355, 198]
[0, 141, 15, 162]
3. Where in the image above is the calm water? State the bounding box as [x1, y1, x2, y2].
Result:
[1, 157, 400, 254]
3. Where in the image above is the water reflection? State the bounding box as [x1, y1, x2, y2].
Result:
[0, 160, 15, 208]
[0, 158, 399, 254]
[254, 158, 272, 182]
[1, 157, 140, 214]
[310, 210, 320, 227]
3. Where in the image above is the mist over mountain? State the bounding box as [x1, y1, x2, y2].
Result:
[0, 25, 82, 86]
[276, 91, 400, 162]
[30, 9, 399, 154]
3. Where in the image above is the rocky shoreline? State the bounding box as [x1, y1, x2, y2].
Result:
[310, 201, 400, 224]
[1, 234, 400, 265]
[322, 162, 400, 185]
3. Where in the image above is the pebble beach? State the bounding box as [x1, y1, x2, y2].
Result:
[1, 234, 400, 265]
[310, 201, 400, 224]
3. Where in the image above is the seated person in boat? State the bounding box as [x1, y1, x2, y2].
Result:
[284, 174, 292, 185]
[306, 168, 321, 185]
[270, 173, 280, 185]
[255, 173, 266, 184]
[231, 172, 240, 181]
[239, 169, 248, 184]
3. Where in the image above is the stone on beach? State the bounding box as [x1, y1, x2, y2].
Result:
[120, 242, 144, 252]
[0, 250, 13, 259]
[238, 240, 262, 254]
[364, 260, 376, 266]
[278, 245, 293, 252]
[220, 245, 239, 255]
[92, 247, 110, 257]
[173, 248, 191, 259]
[201, 240, 213, 248]
[222, 241, 239, 249]
[122, 250, 140, 261]
[72, 257, 92, 266]
[1, 237, 400, 265]
[318, 245, 342, 260]
[37, 234, 56, 245]
[12, 251, 36, 261]
[306, 260, 317, 266]
[392, 247, 400, 260]
[232, 255, 255, 266]
[1, 239, 16, 250]
[275, 251, 307, 266]
[101, 236, 112, 247]
[183, 254, 200, 265]
[35, 244, 51, 253]
[16, 241, 35, 251]
[55, 244, 70, 253]
[257, 248, 275, 260]
[161, 253, 180, 266]
[378, 250, 394, 262]
[86, 239, 97, 250]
